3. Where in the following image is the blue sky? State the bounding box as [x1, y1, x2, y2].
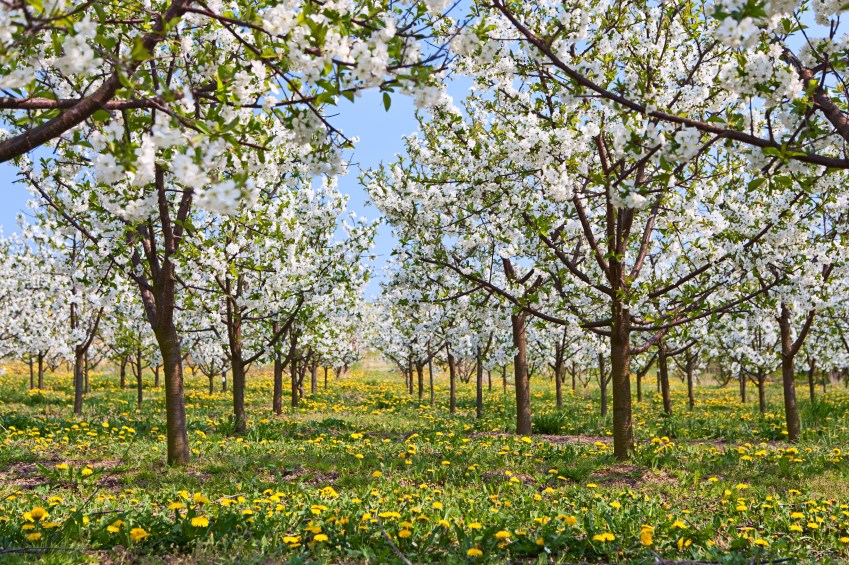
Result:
[0, 80, 471, 298]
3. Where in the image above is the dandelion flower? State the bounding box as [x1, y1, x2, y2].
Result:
[130, 527, 149, 542]
[467, 548, 483, 557]
[191, 515, 209, 527]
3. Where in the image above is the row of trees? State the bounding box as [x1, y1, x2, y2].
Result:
[2, 0, 849, 467]
[365, 0, 849, 460]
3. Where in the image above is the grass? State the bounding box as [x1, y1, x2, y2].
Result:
[1, 364, 849, 563]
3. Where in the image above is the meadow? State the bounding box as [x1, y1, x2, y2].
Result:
[2, 365, 849, 564]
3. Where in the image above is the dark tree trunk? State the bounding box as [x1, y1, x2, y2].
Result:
[487, 369, 492, 392]
[502, 365, 507, 394]
[408, 357, 414, 396]
[512, 312, 531, 435]
[447, 349, 457, 415]
[757, 373, 767, 414]
[84, 350, 90, 394]
[571, 362, 576, 392]
[154, 323, 190, 466]
[324, 366, 328, 389]
[310, 361, 317, 394]
[475, 350, 483, 420]
[291, 354, 299, 408]
[685, 353, 695, 410]
[658, 343, 672, 416]
[416, 362, 424, 400]
[778, 303, 801, 441]
[739, 370, 746, 403]
[428, 358, 434, 406]
[73, 347, 85, 416]
[37, 353, 44, 390]
[610, 301, 633, 460]
[136, 347, 143, 409]
[273, 357, 283, 414]
[231, 361, 247, 434]
[29, 357, 34, 390]
[208, 374, 214, 395]
[154, 365, 160, 388]
[553, 342, 564, 410]
[599, 353, 608, 417]
[808, 359, 816, 403]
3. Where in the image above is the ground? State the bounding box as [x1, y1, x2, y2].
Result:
[1, 364, 848, 564]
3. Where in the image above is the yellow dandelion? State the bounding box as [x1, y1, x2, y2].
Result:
[191, 515, 209, 527]
[130, 527, 149, 542]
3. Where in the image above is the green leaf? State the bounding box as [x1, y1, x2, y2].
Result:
[383, 92, 392, 112]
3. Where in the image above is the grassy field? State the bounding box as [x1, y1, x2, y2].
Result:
[2, 364, 849, 563]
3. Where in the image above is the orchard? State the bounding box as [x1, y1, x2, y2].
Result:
[1, 0, 849, 562]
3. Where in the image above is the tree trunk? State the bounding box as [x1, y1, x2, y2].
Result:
[599, 353, 608, 417]
[610, 301, 633, 460]
[231, 361, 247, 434]
[84, 350, 90, 394]
[416, 362, 424, 400]
[636, 369, 642, 403]
[512, 312, 531, 435]
[37, 353, 44, 390]
[658, 343, 672, 416]
[73, 347, 85, 416]
[408, 358, 414, 396]
[739, 370, 746, 403]
[685, 353, 695, 410]
[324, 366, 328, 390]
[208, 374, 214, 395]
[290, 354, 300, 408]
[120, 357, 127, 389]
[778, 304, 801, 441]
[447, 349, 457, 415]
[28, 357, 34, 390]
[475, 350, 483, 420]
[502, 365, 507, 394]
[273, 356, 284, 415]
[428, 358, 434, 406]
[154, 323, 190, 466]
[554, 349, 564, 410]
[136, 348, 143, 409]
[808, 359, 816, 403]
[310, 361, 317, 394]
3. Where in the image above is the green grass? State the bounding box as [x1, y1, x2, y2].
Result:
[1, 365, 849, 563]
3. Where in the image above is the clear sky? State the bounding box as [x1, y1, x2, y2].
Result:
[0, 79, 471, 297]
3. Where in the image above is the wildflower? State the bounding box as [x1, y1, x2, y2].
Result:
[494, 530, 511, 540]
[432, 502, 443, 510]
[169, 502, 185, 510]
[107, 519, 125, 533]
[640, 525, 654, 546]
[193, 493, 210, 504]
[467, 548, 483, 557]
[130, 527, 149, 542]
[677, 537, 692, 550]
[398, 529, 412, 538]
[314, 534, 328, 542]
[191, 515, 209, 527]
[26, 532, 42, 541]
[55, 463, 69, 471]
[593, 532, 615, 542]
[81, 467, 93, 477]
[25, 507, 48, 522]
[468, 522, 482, 529]
[753, 539, 770, 547]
